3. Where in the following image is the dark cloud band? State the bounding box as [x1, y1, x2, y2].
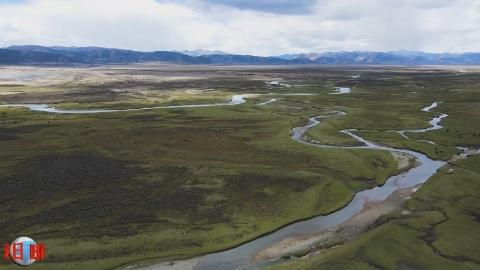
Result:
[197, 0, 318, 15]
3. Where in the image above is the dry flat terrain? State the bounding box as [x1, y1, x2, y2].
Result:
[0, 65, 479, 270]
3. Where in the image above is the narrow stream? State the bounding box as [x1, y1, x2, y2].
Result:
[395, 101, 448, 144]
[257, 99, 280, 106]
[0, 95, 247, 113]
[0, 93, 314, 113]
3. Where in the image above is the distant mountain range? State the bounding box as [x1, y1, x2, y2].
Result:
[271, 49, 480, 65]
[2, 46, 480, 65]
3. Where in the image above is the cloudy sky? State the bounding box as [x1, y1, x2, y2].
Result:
[0, 0, 479, 56]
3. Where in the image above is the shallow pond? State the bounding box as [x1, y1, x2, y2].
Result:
[329, 87, 351, 94]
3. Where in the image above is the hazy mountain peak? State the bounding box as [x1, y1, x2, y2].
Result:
[293, 52, 323, 60]
[271, 53, 300, 60]
[173, 49, 230, 57]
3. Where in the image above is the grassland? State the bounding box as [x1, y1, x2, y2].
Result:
[304, 116, 364, 146]
[0, 65, 479, 270]
[267, 161, 480, 270]
[265, 70, 480, 270]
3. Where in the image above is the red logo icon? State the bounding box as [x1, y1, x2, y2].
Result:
[4, 237, 45, 266]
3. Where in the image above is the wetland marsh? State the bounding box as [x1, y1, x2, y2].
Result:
[0, 65, 479, 270]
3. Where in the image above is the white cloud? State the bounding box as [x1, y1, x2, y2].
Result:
[0, 0, 479, 55]
[1, 23, 18, 32]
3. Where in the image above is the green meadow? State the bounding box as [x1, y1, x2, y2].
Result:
[266, 70, 480, 270]
[268, 161, 480, 270]
[0, 100, 400, 270]
[0, 66, 479, 270]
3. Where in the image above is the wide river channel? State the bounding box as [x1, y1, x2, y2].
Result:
[0, 93, 456, 270]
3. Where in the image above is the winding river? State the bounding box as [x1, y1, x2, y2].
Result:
[0, 93, 314, 113]
[0, 95, 468, 270]
[0, 95, 247, 113]
[177, 103, 447, 270]
[396, 102, 449, 142]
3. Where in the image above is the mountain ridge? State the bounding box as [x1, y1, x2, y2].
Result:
[2, 45, 480, 65]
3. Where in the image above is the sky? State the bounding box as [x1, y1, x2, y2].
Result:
[0, 0, 479, 56]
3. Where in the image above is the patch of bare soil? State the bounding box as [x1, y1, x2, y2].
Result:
[0, 65, 287, 104]
[391, 151, 414, 169]
[253, 184, 422, 262]
[448, 154, 466, 162]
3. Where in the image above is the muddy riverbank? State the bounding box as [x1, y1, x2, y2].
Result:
[253, 184, 422, 263]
